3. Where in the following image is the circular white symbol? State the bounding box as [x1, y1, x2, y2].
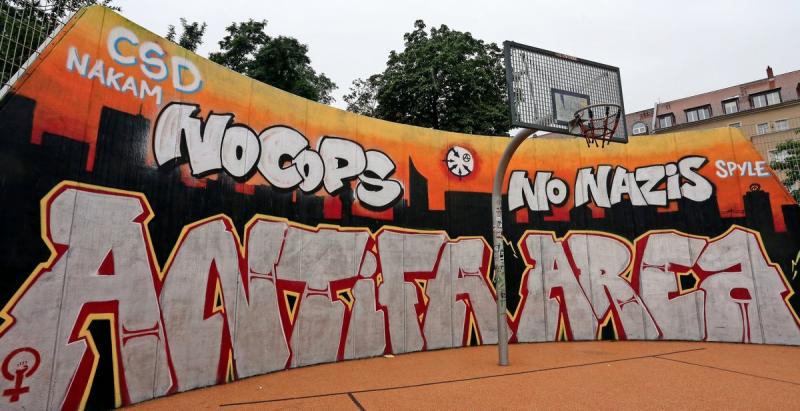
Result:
[445, 146, 475, 177]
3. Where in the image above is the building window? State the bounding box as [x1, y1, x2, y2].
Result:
[756, 122, 770, 135]
[769, 148, 790, 163]
[767, 91, 781, 105]
[774, 119, 789, 131]
[685, 105, 711, 122]
[632, 122, 648, 135]
[722, 99, 738, 114]
[750, 89, 781, 109]
[729, 122, 741, 128]
[658, 113, 675, 128]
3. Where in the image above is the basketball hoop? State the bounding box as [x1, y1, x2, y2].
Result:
[498, 41, 629, 367]
[570, 103, 622, 148]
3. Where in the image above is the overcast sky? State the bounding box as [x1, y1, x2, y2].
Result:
[114, 0, 799, 113]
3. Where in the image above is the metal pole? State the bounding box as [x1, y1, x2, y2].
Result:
[493, 127, 536, 366]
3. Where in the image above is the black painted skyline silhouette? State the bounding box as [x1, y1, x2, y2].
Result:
[1, 93, 799, 317]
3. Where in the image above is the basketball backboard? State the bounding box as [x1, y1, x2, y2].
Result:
[504, 41, 628, 143]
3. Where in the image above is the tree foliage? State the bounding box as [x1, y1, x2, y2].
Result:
[770, 136, 800, 202]
[345, 20, 509, 135]
[209, 19, 335, 104]
[42, 0, 118, 20]
[343, 75, 379, 117]
[166, 17, 206, 52]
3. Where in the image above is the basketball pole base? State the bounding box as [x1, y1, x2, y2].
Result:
[492, 127, 536, 366]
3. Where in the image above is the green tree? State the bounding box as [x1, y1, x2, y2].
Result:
[209, 19, 335, 104]
[345, 20, 509, 135]
[209, 19, 267, 74]
[770, 136, 800, 202]
[166, 17, 207, 52]
[43, 0, 118, 21]
[343, 75, 379, 117]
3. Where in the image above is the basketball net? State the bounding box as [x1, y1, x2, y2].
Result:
[570, 104, 622, 148]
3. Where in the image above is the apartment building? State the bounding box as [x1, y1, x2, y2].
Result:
[625, 67, 800, 165]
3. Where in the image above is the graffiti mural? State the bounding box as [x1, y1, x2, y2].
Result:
[0, 6, 798, 410]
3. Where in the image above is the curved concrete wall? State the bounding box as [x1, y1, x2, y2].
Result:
[0, 6, 798, 409]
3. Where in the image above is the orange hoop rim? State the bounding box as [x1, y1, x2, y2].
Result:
[571, 103, 622, 148]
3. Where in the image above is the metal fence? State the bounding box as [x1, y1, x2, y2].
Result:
[0, 1, 69, 94]
[746, 118, 800, 202]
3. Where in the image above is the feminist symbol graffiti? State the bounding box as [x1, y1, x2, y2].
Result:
[2, 347, 40, 403]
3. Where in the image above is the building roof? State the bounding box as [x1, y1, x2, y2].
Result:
[626, 68, 800, 135]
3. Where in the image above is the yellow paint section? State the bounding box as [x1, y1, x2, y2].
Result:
[597, 310, 620, 340]
[675, 270, 701, 296]
[212, 278, 225, 315]
[225, 349, 235, 383]
[336, 289, 355, 311]
[415, 279, 430, 305]
[75, 314, 123, 410]
[466, 302, 482, 346]
[283, 290, 301, 325]
[556, 314, 569, 342]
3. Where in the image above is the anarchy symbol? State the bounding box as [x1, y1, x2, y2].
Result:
[444, 146, 475, 178]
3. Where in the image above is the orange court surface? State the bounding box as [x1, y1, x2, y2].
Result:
[127, 341, 800, 410]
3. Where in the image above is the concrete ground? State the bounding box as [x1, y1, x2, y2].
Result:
[127, 341, 800, 410]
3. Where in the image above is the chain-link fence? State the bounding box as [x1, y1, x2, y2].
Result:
[0, 1, 70, 93]
[747, 118, 800, 202]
